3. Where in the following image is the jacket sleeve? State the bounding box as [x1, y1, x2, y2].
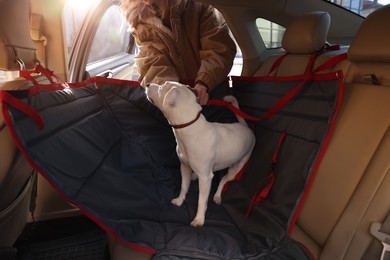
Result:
[132, 26, 180, 85]
[196, 5, 237, 90]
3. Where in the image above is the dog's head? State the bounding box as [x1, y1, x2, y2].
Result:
[144, 81, 201, 122]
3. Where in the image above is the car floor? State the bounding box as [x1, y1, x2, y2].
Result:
[14, 215, 111, 260]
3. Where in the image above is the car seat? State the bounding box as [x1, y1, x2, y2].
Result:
[0, 0, 39, 258]
[105, 11, 337, 260]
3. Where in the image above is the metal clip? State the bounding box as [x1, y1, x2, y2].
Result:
[16, 57, 26, 71]
[370, 223, 390, 260]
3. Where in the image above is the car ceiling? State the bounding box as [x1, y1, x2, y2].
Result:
[29, 0, 364, 42]
[199, 0, 363, 42]
[28, 0, 365, 78]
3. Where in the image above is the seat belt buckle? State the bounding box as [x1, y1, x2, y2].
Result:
[370, 223, 390, 260]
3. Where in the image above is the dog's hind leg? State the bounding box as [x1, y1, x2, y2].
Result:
[171, 163, 192, 207]
[191, 172, 213, 227]
[213, 168, 238, 205]
[213, 154, 251, 205]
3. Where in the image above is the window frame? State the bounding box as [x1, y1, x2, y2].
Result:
[66, 0, 136, 82]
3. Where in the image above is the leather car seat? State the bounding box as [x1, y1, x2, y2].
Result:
[0, 0, 39, 258]
[106, 11, 336, 260]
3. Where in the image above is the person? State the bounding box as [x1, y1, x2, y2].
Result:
[121, 0, 237, 105]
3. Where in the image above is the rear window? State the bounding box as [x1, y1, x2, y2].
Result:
[256, 19, 285, 49]
[324, 0, 390, 17]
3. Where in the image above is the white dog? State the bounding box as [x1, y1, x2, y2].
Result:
[145, 81, 255, 227]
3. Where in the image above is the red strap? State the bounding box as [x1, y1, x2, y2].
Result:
[36, 65, 66, 84]
[207, 77, 309, 121]
[36, 65, 55, 84]
[222, 157, 251, 193]
[207, 99, 260, 121]
[19, 64, 65, 85]
[19, 70, 40, 85]
[304, 53, 317, 74]
[19, 65, 48, 83]
[0, 91, 45, 129]
[312, 53, 348, 74]
[259, 75, 310, 120]
[267, 44, 343, 76]
[272, 132, 287, 162]
[18, 65, 69, 96]
[255, 172, 275, 203]
[245, 174, 272, 219]
[266, 45, 340, 76]
[208, 53, 318, 121]
[267, 53, 289, 76]
[245, 132, 287, 219]
[255, 131, 287, 202]
[207, 73, 311, 121]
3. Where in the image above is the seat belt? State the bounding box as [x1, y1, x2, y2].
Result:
[362, 211, 390, 260]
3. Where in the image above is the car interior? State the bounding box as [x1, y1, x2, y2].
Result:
[0, 0, 389, 259]
[0, 0, 39, 257]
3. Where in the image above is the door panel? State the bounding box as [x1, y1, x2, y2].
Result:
[68, 0, 138, 82]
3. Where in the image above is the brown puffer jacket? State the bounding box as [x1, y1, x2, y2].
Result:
[132, 0, 237, 91]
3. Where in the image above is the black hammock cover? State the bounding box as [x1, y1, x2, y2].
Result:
[0, 57, 344, 259]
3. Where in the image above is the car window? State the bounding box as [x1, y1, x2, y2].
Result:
[64, 0, 132, 65]
[88, 6, 131, 64]
[256, 19, 286, 49]
[324, 0, 390, 17]
[229, 39, 242, 76]
[63, 0, 95, 56]
[228, 19, 285, 76]
[64, 0, 137, 81]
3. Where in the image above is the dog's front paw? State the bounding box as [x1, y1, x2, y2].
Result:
[171, 197, 184, 206]
[213, 194, 222, 205]
[190, 217, 204, 227]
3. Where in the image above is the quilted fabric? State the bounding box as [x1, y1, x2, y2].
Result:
[1, 71, 343, 259]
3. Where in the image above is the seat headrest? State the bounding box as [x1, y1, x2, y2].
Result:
[348, 5, 390, 62]
[282, 12, 330, 54]
[0, 0, 37, 71]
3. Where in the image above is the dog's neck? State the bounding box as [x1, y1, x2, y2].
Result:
[169, 111, 202, 129]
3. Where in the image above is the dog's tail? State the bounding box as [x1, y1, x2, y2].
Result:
[223, 95, 248, 126]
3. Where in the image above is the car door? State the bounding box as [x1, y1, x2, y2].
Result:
[67, 0, 138, 82]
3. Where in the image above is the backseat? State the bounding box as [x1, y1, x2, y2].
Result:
[0, 0, 37, 257]
[67, 8, 389, 260]
[254, 11, 351, 78]
[3, 5, 384, 260]
[107, 11, 352, 260]
[269, 6, 390, 260]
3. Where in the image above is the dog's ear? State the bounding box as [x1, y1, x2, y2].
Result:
[163, 87, 178, 107]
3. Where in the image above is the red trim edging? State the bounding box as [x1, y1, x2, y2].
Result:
[0, 84, 156, 256]
[287, 71, 345, 235]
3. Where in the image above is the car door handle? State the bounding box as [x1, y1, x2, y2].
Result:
[99, 71, 113, 78]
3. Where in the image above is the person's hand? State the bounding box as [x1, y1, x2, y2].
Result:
[193, 84, 209, 105]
